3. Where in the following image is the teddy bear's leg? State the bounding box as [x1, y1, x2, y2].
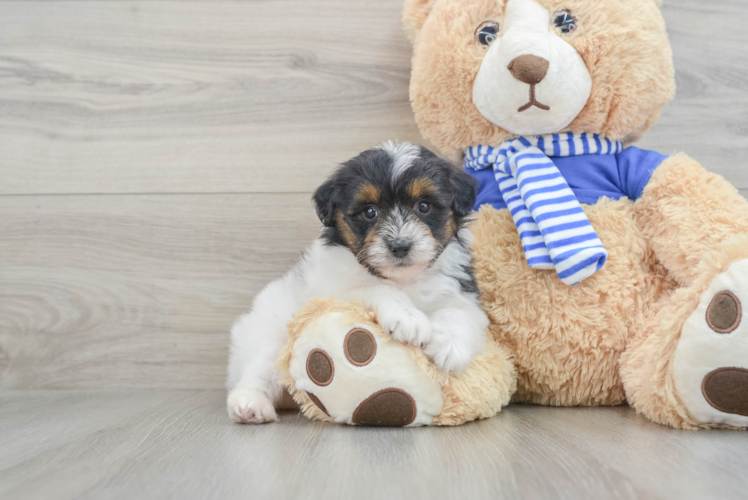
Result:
[280, 299, 446, 426]
[279, 297, 515, 426]
[622, 155, 748, 428]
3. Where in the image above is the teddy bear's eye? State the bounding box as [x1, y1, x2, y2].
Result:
[553, 10, 577, 34]
[475, 21, 499, 47]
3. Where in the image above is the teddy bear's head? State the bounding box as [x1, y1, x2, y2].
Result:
[404, 0, 675, 157]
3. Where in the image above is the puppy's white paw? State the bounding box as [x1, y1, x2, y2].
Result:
[424, 315, 486, 374]
[227, 389, 278, 424]
[379, 305, 432, 347]
[424, 333, 473, 374]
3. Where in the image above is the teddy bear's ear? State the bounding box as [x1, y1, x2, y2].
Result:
[653, 0, 663, 7]
[403, 0, 439, 43]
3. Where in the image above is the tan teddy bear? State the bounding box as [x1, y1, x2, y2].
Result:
[278, 0, 748, 429]
[403, 0, 748, 429]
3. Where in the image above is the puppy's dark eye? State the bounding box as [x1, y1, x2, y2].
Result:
[362, 206, 378, 220]
[416, 201, 431, 214]
[553, 10, 577, 34]
[475, 21, 499, 47]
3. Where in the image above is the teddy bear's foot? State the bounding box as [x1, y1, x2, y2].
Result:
[277, 297, 516, 427]
[285, 311, 444, 427]
[673, 259, 748, 427]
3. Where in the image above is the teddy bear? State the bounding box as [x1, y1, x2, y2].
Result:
[278, 0, 748, 429]
[277, 297, 516, 426]
[401, 0, 748, 429]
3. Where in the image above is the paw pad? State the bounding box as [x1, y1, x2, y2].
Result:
[352, 388, 416, 427]
[306, 392, 330, 416]
[306, 349, 334, 386]
[706, 290, 742, 333]
[344, 328, 377, 366]
[702, 367, 748, 417]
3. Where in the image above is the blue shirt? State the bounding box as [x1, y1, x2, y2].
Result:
[467, 146, 668, 211]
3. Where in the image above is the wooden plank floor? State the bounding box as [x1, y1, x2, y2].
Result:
[0, 390, 747, 500]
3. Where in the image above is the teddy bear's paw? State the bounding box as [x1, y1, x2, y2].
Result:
[227, 389, 278, 424]
[674, 259, 748, 428]
[287, 313, 443, 426]
[378, 304, 432, 347]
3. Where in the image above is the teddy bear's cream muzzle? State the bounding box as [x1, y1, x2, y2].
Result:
[472, 0, 592, 136]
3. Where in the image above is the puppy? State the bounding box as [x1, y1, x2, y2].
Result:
[226, 142, 489, 423]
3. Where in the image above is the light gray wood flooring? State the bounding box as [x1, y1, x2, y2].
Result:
[1, 0, 748, 389]
[2, 390, 748, 500]
[3, 1, 748, 498]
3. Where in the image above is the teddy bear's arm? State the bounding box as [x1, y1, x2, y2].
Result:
[634, 154, 748, 287]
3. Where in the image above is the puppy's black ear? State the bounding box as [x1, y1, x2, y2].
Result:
[450, 169, 477, 217]
[312, 178, 336, 226]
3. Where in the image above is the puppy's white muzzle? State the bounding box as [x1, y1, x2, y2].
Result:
[472, 0, 592, 136]
[366, 208, 438, 280]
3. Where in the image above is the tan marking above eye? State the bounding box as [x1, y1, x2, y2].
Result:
[706, 290, 741, 334]
[407, 178, 437, 199]
[355, 184, 381, 203]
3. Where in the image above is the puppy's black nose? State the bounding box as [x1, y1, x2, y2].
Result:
[389, 240, 412, 258]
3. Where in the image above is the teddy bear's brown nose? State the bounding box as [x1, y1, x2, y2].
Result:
[508, 54, 550, 85]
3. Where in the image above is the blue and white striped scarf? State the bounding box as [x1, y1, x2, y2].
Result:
[464, 133, 623, 285]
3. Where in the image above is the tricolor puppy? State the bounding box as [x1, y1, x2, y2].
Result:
[226, 142, 489, 423]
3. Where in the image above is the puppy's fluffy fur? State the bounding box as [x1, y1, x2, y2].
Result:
[226, 142, 489, 423]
